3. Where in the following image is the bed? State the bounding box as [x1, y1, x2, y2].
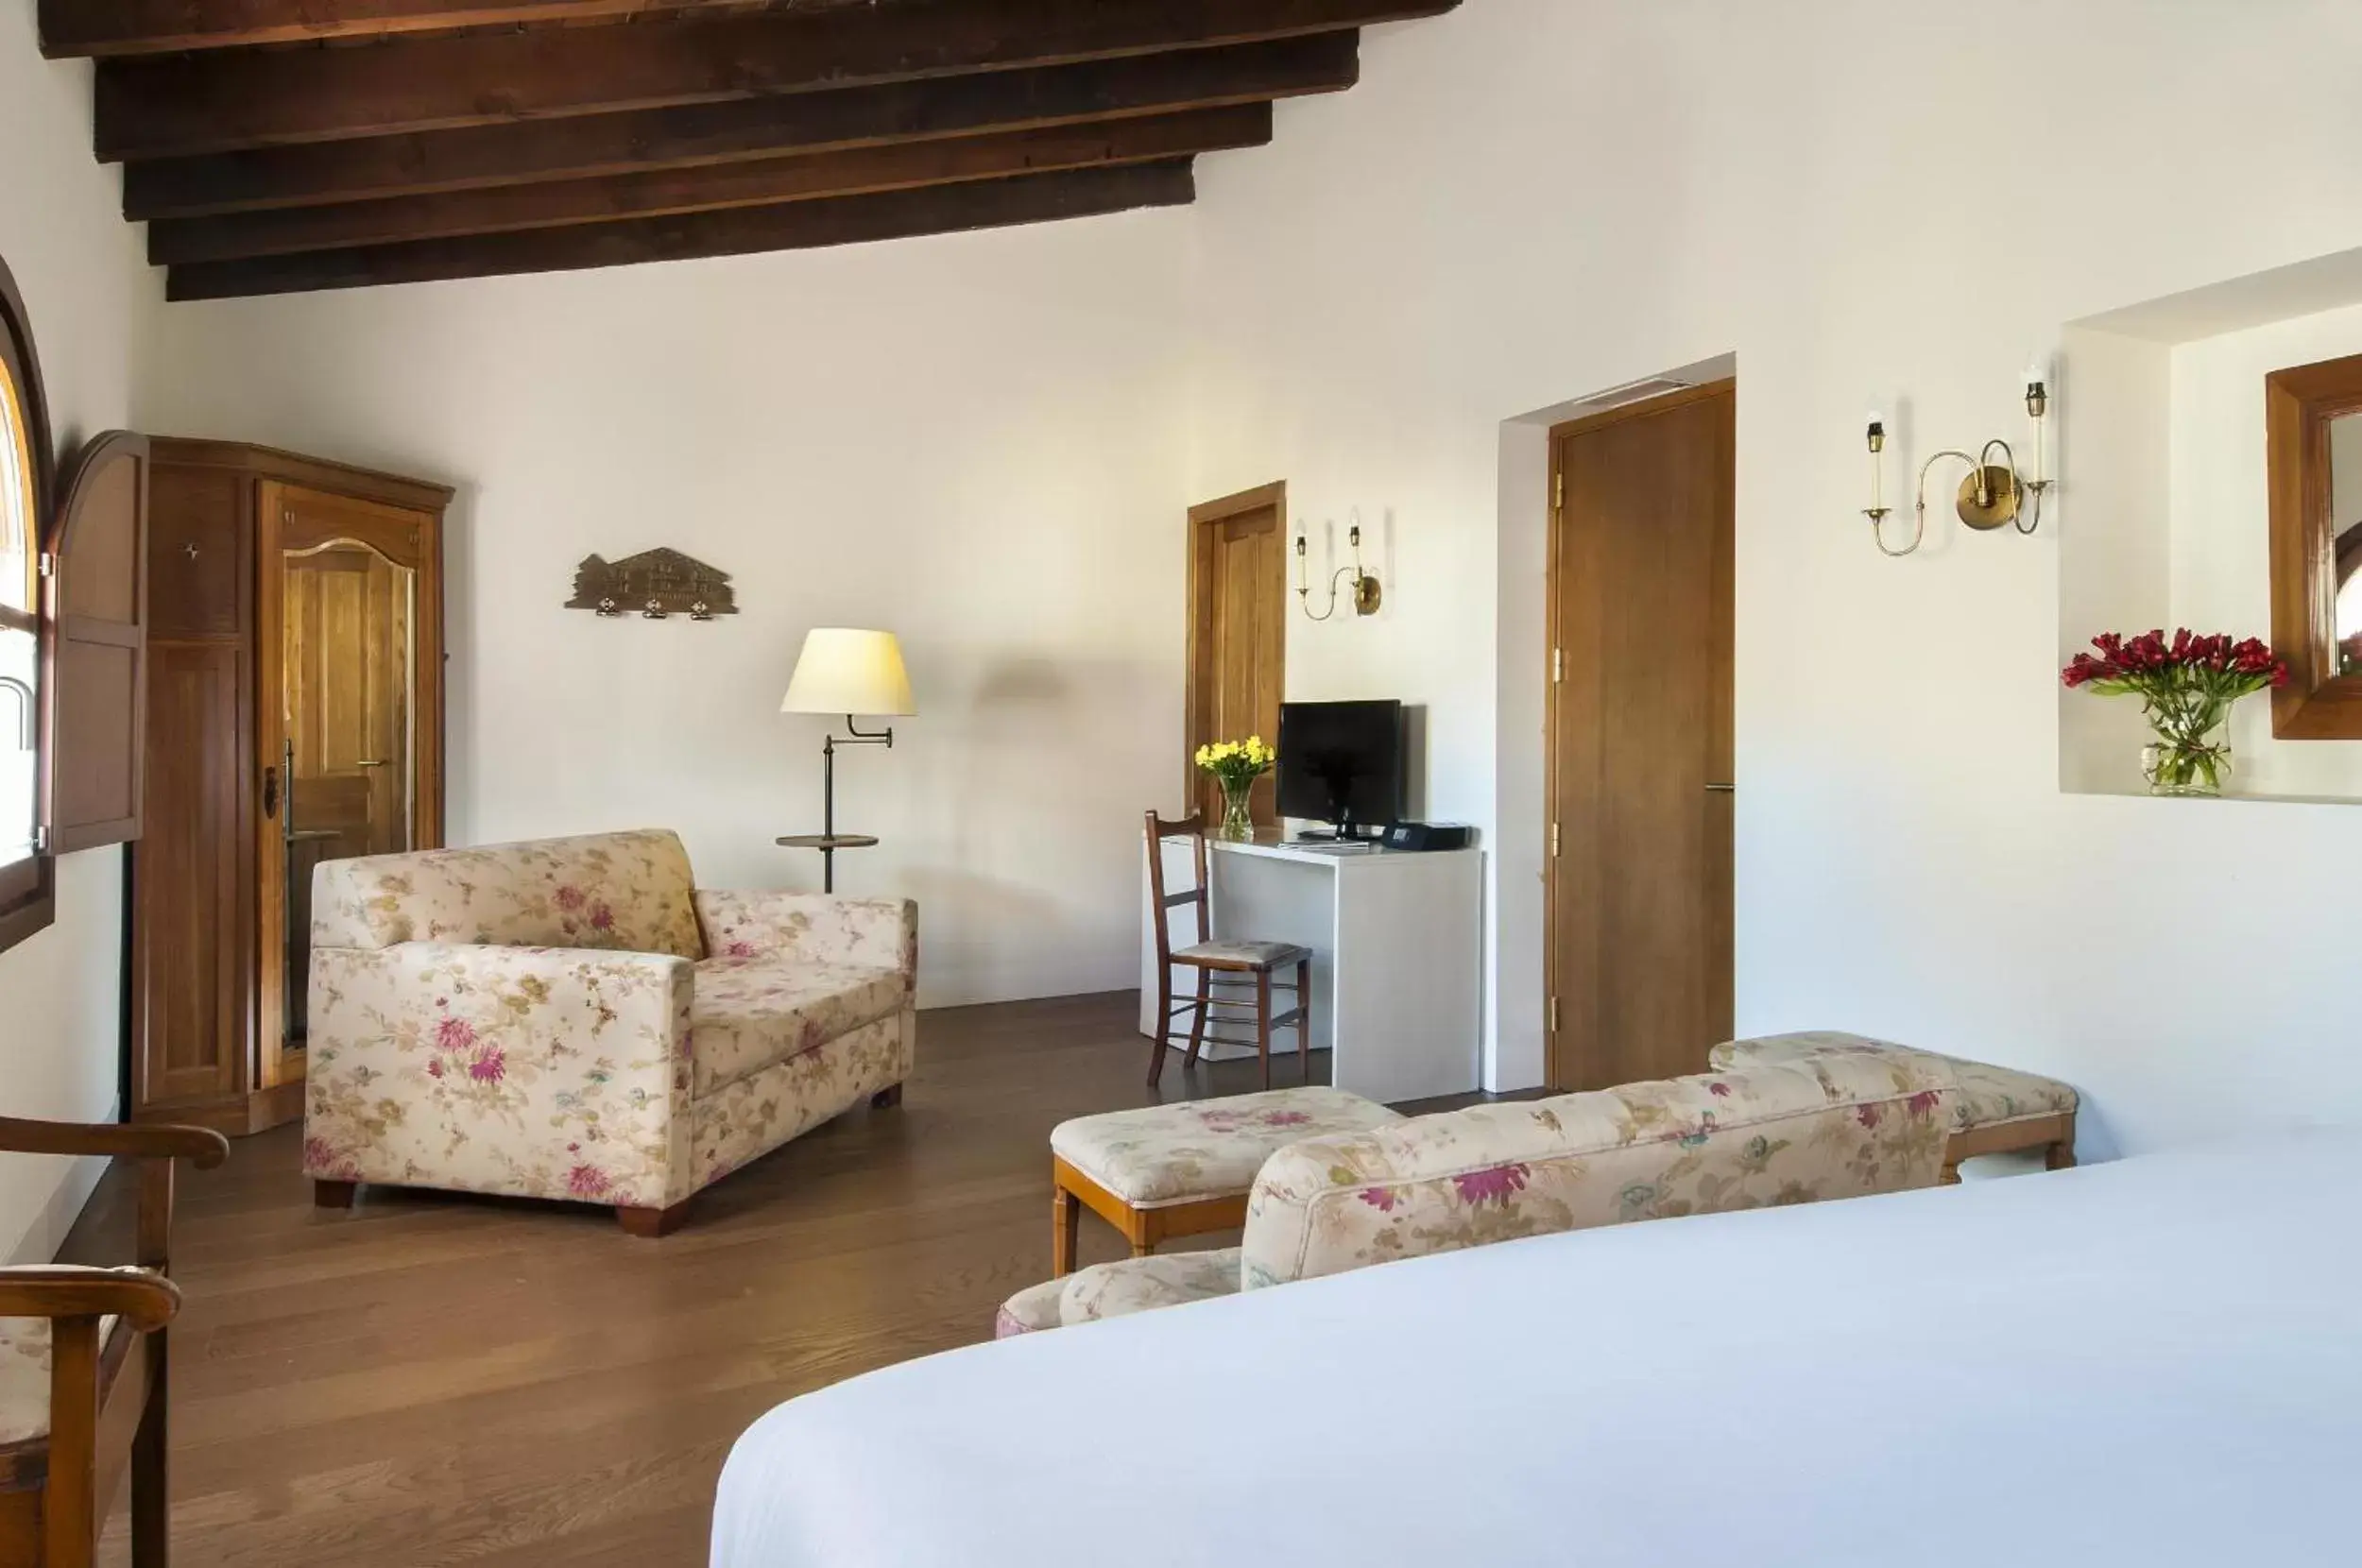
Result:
[712, 1130, 2361, 1566]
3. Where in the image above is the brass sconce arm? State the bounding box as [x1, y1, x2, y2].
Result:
[1295, 518, 1383, 621]
[1863, 369, 2053, 555]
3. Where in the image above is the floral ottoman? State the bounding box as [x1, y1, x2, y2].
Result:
[1046, 1087, 1404, 1277]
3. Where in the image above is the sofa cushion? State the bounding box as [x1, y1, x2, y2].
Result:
[690, 957, 907, 1097]
[1051, 1087, 1405, 1208]
[311, 828, 705, 959]
[1707, 1032, 2078, 1132]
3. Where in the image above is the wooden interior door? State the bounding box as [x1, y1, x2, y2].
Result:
[258, 483, 441, 1082]
[1546, 382, 1735, 1091]
[1185, 482, 1287, 825]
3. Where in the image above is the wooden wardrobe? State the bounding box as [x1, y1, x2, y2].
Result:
[129, 441, 451, 1134]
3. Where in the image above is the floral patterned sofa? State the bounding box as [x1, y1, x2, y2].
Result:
[302, 829, 916, 1235]
[998, 1049, 1956, 1334]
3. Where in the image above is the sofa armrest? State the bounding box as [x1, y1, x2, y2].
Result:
[695, 890, 917, 976]
[1241, 1057, 1956, 1289]
[304, 943, 695, 1209]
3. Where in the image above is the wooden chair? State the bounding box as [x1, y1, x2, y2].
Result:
[0, 1118, 229, 1568]
[1144, 811, 1313, 1090]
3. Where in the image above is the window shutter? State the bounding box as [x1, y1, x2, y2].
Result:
[43, 430, 149, 853]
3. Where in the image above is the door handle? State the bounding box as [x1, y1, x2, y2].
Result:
[262, 766, 280, 819]
[1703, 782, 1736, 793]
[355, 758, 387, 768]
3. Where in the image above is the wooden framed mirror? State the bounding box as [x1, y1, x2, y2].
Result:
[2267, 349, 2362, 738]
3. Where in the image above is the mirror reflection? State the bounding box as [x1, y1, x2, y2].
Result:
[2336, 412, 2362, 675]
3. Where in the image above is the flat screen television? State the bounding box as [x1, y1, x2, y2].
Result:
[1276, 700, 1403, 839]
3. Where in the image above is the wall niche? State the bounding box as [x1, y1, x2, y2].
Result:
[2060, 245, 2362, 803]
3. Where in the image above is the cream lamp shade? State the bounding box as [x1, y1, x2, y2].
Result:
[780, 628, 916, 717]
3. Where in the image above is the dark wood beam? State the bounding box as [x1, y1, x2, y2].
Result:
[150, 105, 1267, 264]
[166, 159, 1196, 300]
[94, 0, 1455, 160]
[122, 33, 1357, 221]
[43, 0, 886, 59]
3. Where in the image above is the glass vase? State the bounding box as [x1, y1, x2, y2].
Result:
[1217, 775, 1256, 841]
[2142, 731, 2231, 797]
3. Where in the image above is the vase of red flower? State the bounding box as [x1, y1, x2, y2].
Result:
[2061, 629, 2288, 797]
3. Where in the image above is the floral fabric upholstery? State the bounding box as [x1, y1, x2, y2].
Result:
[999, 1058, 1959, 1335]
[1058, 1250, 1242, 1325]
[1051, 1088, 1404, 1207]
[312, 828, 705, 960]
[304, 831, 917, 1215]
[696, 890, 918, 977]
[0, 1268, 146, 1443]
[693, 1011, 914, 1189]
[691, 958, 908, 1098]
[1241, 1053, 1956, 1289]
[1706, 1032, 2078, 1133]
[995, 1278, 1066, 1339]
[305, 943, 696, 1209]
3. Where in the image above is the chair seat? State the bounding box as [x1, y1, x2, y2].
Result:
[1170, 938, 1312, 971]
[690, 957, 907, 1097]
[1052, 1087, 1404, 1207]
[0, 1268, 146, 1444]
[1707, 1032, 2079, 1133]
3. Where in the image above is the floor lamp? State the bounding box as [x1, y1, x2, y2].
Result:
[778, 628, 916, 893]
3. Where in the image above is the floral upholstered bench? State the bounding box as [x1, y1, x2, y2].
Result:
[1040, 1088, 1404, 1281]
[999, 1049, 1960, 1336]
[1707, 1032, 2078, 1181]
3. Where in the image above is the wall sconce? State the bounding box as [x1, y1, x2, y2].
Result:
[1863, 366, 2054, 556]
[1295, 512, 1382, 620]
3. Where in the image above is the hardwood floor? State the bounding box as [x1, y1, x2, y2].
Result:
[63, 991, 1355, 1567]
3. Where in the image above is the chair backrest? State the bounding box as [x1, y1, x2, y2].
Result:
[310, 828, 706, 959]
[1241, 1051, 1957, 1288]
[1142, 810, 1211, 963]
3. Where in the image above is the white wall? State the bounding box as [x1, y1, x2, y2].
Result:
[146, 217, 1197, 1007]
[1187, 0, 2362, 1152]
[0, 0, 159, 1261]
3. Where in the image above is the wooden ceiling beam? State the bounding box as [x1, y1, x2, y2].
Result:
[149, 105, 1269, 264]
[43, 0, 886, 59]
[94, 0, 1456, 160]
[165, 159, 1197, 300]
[122, 33, 1358, 222]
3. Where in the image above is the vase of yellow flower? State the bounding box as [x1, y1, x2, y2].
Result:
[1194, 736, 1275, 840]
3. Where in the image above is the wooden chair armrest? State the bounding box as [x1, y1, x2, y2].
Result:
[0, 1116, 229, 1169]
[0, 1268, 180, 1333]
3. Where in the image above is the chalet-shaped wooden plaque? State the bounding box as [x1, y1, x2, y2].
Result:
[566, 548, 739, 620]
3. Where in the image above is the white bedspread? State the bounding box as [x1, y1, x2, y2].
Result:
[713, 1131, 2362, 1567]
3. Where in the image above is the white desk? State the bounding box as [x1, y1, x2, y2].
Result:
[1140, 834, 1482, 1103]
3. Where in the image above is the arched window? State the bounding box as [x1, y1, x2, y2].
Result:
[0, 255, 54, 951]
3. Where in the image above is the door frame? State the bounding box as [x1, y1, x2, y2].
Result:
[1543, 379, 1736, 1090]
[1183, 480, 1288, 822]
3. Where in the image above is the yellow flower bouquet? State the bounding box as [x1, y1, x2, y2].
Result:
[1194, 735, 1275, 839]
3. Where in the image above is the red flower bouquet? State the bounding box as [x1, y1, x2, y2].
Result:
[2061, 629, 2287, 795]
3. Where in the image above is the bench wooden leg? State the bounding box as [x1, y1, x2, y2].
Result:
[617, 1201, 692, 1238]
[1053, 1184, 1079, 1276]
[2045, 1140, 2077, 1171]
[314, 1179, 358, 1209]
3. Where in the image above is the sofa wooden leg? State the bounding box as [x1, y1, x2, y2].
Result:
[617, 1201, 691, 1238]
[2045, 1140, 2077, 1171]
[871, 1082, 904, 1110]
[314, 1180, 358, 1209]
[1938, 1162, 1962, 1187]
